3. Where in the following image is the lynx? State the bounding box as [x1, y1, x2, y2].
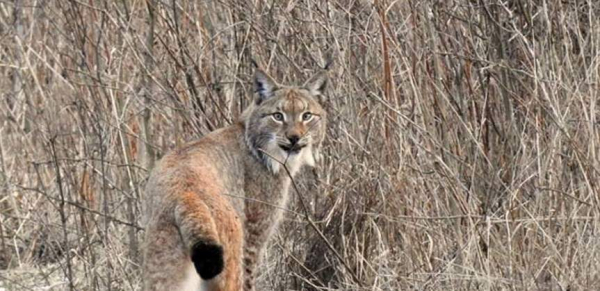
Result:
[141, 68, 328, 291]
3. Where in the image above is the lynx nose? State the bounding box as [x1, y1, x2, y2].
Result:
[288, 135, 300, 146]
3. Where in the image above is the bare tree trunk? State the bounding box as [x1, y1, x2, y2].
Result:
[0, 0, 25, 268]
[126, 0, 158, 264]
[0, 133, 8, 268]
[139, 0, 156, 171]
[50, 138, 75, 291]
[10, 0, 23, 113]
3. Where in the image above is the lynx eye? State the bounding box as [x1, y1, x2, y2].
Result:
[302, 112, 313, 121]
[272, 112, 284, 122]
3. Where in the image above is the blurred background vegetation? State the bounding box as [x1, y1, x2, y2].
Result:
[1, 0, 599, 290]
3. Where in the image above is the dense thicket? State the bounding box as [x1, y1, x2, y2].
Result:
[1, 1, 599, 290]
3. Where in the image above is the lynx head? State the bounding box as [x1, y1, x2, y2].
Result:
[243, 69, 328, 175]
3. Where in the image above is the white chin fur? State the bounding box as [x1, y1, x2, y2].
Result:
[263, 143, 314, 176]
[302, 145, 316, 167]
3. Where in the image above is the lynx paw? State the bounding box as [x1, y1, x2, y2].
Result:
[191, 242, 224, 280]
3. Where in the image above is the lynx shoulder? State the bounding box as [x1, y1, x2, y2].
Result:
[142, 68, 328, 291]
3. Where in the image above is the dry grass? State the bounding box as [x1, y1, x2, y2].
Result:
[1, 0, 600, 290]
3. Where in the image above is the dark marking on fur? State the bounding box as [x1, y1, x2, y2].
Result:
[191, 241, 224, 280]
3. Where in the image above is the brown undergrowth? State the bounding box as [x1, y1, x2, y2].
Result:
[1, 1, 599, 290]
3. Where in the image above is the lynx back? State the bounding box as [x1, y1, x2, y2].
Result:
[142, 68, 328, 291]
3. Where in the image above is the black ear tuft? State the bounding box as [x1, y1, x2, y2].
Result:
[254, 70, 277, 104]
[191, 241, 224, 280]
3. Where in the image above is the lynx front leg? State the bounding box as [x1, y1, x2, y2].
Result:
[242, 211, 273, 291]
[215, 203, 245, 291]
[242, 228, 262, 291]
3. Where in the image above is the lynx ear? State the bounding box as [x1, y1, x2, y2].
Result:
[304, 71, 328, 96]
[254, 70, 277, 104]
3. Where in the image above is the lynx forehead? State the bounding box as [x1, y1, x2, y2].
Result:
[141, 67, 328, 291]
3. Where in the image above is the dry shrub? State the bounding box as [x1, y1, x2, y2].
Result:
[1, 1, 599, 290]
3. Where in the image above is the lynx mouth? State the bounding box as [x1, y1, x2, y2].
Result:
[279, 144, 306, 154]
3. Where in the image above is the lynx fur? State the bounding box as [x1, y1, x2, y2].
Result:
[141, 68, 328, 291]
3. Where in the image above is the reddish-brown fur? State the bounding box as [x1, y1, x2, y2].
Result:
[141, 69, 328, 291]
